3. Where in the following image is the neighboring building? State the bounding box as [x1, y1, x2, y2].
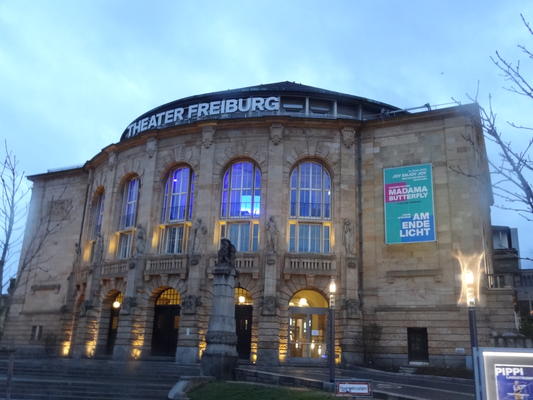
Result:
[490, 225, 533, 322]
[2, 82, 516, 368]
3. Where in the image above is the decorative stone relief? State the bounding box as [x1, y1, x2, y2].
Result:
[343, 298, 360, 318]
[190, 218, 207, 255]
[93, 233, 104, 265]
[121, 296, 137, 315]
[202, 126, 215, 148]
[341, 127, 356, 149]
[269, 123, 284, 145]
[262, 296, 277, 316]
[146, 138, 157, 158]
[342, 219, 355, 256]
[182, 295, 201, 315]
[346, 257, 357, 269]
[107, 151, 117, 169]
[49, 199, 72, 219]
[135, 225, 146, 256]
[265, 216, 279, 254]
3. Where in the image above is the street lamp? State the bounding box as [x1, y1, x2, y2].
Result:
[328, 278, 337, 384]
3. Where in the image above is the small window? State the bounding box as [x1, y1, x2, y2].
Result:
[160, 225, 188, 254]
[117, 232, 133, 259]
[30, 325, 43, 341]
[221, 221, 259, 252]
[289, 223, 330, 253]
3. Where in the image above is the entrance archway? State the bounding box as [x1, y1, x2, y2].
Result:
[234, 287, 253, 360]
[151, 288, 181, 356]
[288, 290, 328, 360]
[106, 292, 123, 355]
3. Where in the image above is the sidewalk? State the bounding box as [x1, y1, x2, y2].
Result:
[237, 365, 475, 400]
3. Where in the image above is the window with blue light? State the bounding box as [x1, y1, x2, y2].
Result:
[161, 167, 195, 223]
[221, 161, 261, 219]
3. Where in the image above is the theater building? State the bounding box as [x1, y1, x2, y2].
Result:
[2, 82, 516, 368]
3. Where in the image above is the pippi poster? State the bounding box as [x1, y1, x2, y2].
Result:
[495, 364, 533, 399]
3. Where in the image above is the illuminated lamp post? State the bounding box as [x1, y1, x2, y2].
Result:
[464, 270, 479, 350]
[328, 278, 337, 383]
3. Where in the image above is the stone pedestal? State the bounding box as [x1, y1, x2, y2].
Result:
[201, 240, 238, 379]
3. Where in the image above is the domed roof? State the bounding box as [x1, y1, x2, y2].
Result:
[121, 81, 400, 141]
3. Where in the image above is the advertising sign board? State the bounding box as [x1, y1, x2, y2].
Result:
[336, 381, 372, 397]
[383, 163, 436, 244]
[476, 348, 533, 400]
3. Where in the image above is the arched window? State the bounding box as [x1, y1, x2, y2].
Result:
[91, 191, 105, 239]
[220, 161, 261, 252]
[289, 162, 331, 253]
[117, 176, 139, 259]
[89, 190, 105, 262]
[159, 167, 195, 254]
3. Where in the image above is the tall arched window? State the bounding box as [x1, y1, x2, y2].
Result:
[159, 166, 195, 254]
[89, 190, 105, 262]
[289, 161, 331, 253]
[117, 176, 139, 259]
[220, 161, 261, 252]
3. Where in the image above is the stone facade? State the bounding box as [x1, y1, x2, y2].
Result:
[2, 83, 516, 368]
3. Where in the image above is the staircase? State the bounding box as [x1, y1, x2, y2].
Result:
[0, 358, 199, 399]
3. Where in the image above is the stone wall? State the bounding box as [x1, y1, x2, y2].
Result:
[2, 104, 517, 368]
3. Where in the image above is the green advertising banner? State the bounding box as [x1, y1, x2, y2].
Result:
[383, 164, 436, 244]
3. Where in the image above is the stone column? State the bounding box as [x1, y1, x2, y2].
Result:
[113, 137, 157, 360]
[339, 126, 363, 366]
[256, 123, 285, 365]
[176, 123, 217, 363]
[201, 239, 238, 379]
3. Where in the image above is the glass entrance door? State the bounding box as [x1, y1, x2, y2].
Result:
[289, 308, 327, 359]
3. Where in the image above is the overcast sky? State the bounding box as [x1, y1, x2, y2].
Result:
[1, 0, 532, 279]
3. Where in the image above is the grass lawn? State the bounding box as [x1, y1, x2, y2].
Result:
[188, 381, 336, 400]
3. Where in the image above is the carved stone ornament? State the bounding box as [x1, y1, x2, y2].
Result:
[206, 330, 238, 346]
[269, 123, 284, 145]
[80, 299, 94, 317]
[343, 298, 359, 318]
[342, 219, 355, 256]
[107, 151, 117, 168]
[182, 294, 201, 315]
[190, 218, 208, 255]
[341, 127, 356, 149]
[201, 126, 215, 149]
[262, 296, 277, 316]
[121, 296, 137, 315]
[146, 138, 157, 158]
[135, 225, 146, 256]
[265, 216, 279, 254]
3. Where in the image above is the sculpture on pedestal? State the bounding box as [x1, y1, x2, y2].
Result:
[200, 239, 238, 379]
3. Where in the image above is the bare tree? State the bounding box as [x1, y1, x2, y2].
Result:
[0, 143, 27, 292]
[452, 14, 533, 223]
[480, 14, 533, 221]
